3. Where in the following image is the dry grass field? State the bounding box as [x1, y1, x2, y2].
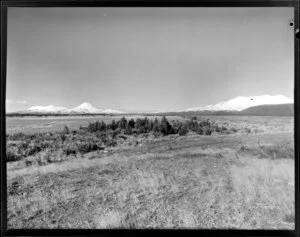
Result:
[187, 116, 294, 134]
[6, 115, 294, 229]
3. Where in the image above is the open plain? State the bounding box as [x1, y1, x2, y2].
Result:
[6, 115, 294, 229]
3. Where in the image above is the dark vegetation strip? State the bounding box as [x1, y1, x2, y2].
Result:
[6, 115, 292, 165]
[6, 116, 239, 163]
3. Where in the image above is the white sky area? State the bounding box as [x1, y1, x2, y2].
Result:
[7, 7, 294, 112]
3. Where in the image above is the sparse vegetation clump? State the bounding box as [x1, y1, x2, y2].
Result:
[86, 116, 234, 137]
[6, 147, 22, 162]
[178, 124, 188, 136]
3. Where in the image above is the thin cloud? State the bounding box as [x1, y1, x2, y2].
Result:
[6, 99, 27, 104]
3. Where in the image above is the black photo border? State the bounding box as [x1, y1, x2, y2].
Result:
[0, 1, 299, 237]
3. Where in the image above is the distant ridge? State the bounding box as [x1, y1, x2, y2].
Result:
[184, 94, 293, 112]
[157, 103, 294, 116]
[239, 103, 294, 116]
[8, 95, 294, 116]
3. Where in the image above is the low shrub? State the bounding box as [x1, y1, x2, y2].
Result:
[16, 141, 29, 151]
[203, 127, 213, 136]
[27, 143, 43, 156]
[111, 130, 120, 139]
[62, 143, 78, 156]
[104, 138, 117, 147]
[178, 125, 188, 136]
[9, 132, 26, 141]
[124, 127, 133, 135]
[214, 126, 220, 133]
[63, 125, 70, 134]
[36, 151, 51, 166]
[6, 147, 22, 162]
[77, 141, 104, 154]
[220, 126, 228, 134]
[58, 134, 66, 142]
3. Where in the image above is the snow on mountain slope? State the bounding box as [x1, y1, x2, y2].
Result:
[26, 105, 68, 113]
[17, 95, 293, 114]
[102, 109, 124, 114]
[185, 95, 293, 112]
[22, 102, 124, 114]
[67, 102, 102, 113]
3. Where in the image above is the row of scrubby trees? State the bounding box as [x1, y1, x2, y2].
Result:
[83, 116, 230, 136]
[6, 116, 235, 163]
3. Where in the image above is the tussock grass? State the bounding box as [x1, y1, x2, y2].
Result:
[205, 116, 294, 134]
[6, 116, 294, 229]
[7, 137, 294, 229]
[231, 156, 294, 229]
[238, 141, 294, 159]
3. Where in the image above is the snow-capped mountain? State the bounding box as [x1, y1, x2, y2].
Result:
[26, 105, 68, 113]
[184, 94, 293, 112]
[67, 102, 102, 113]
[21, 103, 124, 114]
[102, 109, 124, 114]
[14, 95, 293, 115]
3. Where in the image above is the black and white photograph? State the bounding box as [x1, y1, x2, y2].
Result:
[5, 7, 295, 229]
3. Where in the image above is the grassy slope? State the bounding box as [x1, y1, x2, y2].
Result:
[7, 132, 294, 229]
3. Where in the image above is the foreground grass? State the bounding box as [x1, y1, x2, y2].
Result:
[7, 132, 294, 229]
[231, 156, 294, 229]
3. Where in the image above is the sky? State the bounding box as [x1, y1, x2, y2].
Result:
[6, 7, 294, 112]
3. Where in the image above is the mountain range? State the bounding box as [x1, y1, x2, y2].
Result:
[183, 94, 292, 112]
[9, 94, 293, 116]
[22, 102, 124, 114]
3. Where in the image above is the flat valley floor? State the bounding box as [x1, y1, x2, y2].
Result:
[6, 116, 294, 229]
